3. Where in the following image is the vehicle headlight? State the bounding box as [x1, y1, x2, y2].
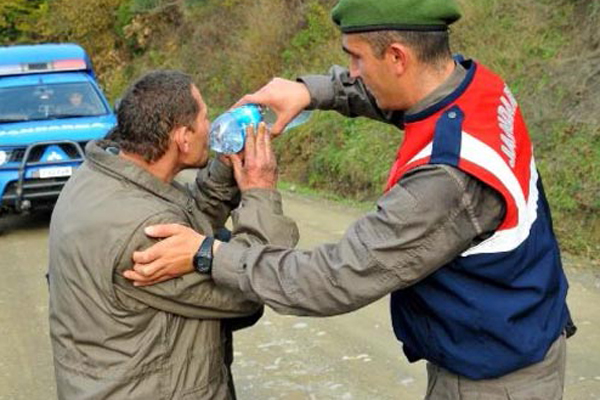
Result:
[0, 150, 9, 166]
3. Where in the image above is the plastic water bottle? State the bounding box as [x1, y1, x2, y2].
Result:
[209, 104, 312, 154]
[209, 105, 262, 154]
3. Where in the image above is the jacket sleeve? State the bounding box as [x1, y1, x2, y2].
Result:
[299, 65, 404, 126]
[228, 188, 300, 248]
[112, 210, 260, 320]
[189, 157, 240, 231]
[212, 165, 505, 317]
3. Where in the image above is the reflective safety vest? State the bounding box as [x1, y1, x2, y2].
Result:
[387, 59, 569, 379]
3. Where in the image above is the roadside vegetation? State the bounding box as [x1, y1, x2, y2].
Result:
[1, 0, 598, 261]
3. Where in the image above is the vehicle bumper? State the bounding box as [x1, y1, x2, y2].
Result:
[0, 140, 84, 214]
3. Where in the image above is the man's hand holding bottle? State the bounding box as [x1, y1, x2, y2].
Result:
[124, 122, 277, 286]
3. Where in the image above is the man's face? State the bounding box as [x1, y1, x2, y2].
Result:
[342, 34, 400, 110]
[69, 93, 83, 106]
[185, 85, 210, 168]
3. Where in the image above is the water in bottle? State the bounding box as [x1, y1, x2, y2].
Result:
[209, 105, 262, 154]
[209, 104, 312, 154]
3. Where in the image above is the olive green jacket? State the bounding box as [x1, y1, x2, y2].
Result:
[48, 141, 298, 399]
[212, 64, 505, 316]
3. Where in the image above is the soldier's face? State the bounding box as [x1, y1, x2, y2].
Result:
[342, 34, 404, 110]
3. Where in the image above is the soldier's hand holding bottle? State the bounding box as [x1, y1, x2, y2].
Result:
[232, 78, 312, 135]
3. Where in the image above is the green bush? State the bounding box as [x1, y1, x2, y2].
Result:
[537, 122, 600, 257]
[0, 0, 48, 43]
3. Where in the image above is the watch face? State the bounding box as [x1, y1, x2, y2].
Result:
[194, 237, 214, 274]
[195, 255, 212, 274]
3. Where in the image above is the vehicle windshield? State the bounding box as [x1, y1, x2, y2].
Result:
[0, 82, 108, 123]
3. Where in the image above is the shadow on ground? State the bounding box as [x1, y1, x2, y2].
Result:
[0, 211, 53, 235]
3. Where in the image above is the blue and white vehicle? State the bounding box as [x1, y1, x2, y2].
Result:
[0, 43, 116, 215]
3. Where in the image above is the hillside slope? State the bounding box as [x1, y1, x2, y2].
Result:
[2, 0, 598, 260]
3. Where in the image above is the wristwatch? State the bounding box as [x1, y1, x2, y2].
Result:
[193, 236, 215, 275]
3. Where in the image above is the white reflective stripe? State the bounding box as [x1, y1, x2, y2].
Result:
[400, 131, 539, 255]
[407, 142, 432, 165]
[459, 132, 539, 255]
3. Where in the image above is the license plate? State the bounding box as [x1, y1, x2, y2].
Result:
[38, 166, 73, 179]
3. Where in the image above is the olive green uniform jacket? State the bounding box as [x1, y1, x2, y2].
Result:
[48, 141, 298, 399]
[210, 65, 566, 398]
[212, 64, 505, 315]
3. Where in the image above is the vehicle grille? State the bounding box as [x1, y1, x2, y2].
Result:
[7, 141, 88, 163]
[9, 148, 25, 163]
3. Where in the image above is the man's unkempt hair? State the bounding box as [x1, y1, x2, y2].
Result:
[358, 30, 452, 68]
[106, 70, 199, 162]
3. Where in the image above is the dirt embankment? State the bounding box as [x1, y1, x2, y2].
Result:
[539, 1, 599, 127]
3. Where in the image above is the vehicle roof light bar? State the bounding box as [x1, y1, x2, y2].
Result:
[0, 59, 89, 77]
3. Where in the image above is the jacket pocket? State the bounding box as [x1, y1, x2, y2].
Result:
[181, 362, 229, 400]
[175, 344, 228, 398]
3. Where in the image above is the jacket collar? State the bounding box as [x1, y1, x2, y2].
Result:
[404, 57, 475, 123]
[85, 140, 195, 211]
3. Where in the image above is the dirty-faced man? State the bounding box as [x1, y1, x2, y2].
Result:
[48, 70, 298, 399]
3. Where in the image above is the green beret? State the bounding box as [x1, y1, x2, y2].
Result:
[331, 0, 462, 33]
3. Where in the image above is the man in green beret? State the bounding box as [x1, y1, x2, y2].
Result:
[126, 0, 573, 398]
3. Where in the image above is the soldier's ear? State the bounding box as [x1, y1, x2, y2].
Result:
[386, 43, 408, 76]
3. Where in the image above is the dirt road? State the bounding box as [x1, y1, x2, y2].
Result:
[0, 192, 599, 399]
